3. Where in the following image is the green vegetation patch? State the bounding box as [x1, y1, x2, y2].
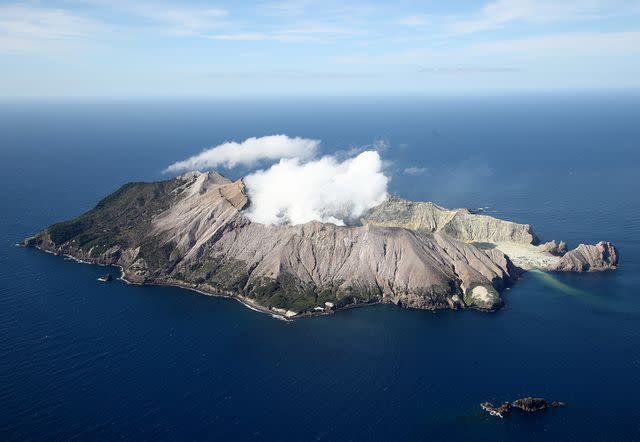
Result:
[40, 179, 183, 258]
[247, 274, 343, 313]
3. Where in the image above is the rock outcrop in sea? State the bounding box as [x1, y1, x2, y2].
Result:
[481, 397, 566, 418]
[97, 273, 112, 282]
[23, 171, 619, 319]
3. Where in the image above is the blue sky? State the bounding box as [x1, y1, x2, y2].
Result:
[1, 0, 640, 97]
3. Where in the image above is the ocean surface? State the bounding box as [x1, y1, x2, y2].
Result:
[1, 95, 639, 441]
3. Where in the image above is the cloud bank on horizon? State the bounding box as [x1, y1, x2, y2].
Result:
[166, 135, 388, 226]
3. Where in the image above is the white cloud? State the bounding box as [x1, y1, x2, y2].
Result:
[452, 0, 534, 34]
[208, 32, 289, 42]
[470, 31, 640, 57]
[166, 134, 389, 226]
[420, 66, 519, 74]
[125, 4, 227, 36]
[0, 5, 100, 53]
[75, 1, 228, 36]
[165, 135, 320, 172]
[337, 30, 640, 67]
[262, 0, 310, 17]
[244, 151, 388, 226]
[396, 15, 428, 27]
[403, 166, 427, 175]
[451, 0, 605, 34]
[207, 24, 357, 43]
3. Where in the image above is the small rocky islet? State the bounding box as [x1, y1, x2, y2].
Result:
[481, 397, 567, 418]
[97, 273, 112, 282]
[23, 171, 618, 319]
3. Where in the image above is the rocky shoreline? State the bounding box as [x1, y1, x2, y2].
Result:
[29, 243, 335, 321]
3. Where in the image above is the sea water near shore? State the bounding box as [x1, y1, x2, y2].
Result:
[1, 94, 639, 440]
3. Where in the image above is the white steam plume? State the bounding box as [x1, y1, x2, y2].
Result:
[244, 150, 388, 226]
[165, 134, 319, 172]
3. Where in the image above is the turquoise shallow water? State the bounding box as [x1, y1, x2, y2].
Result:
[1, 95, 639, 441]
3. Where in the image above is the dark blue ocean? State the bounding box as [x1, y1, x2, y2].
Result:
[1, 95, 639, 441]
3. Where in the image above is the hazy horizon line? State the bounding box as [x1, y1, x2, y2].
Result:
[2, 88, 640, 102]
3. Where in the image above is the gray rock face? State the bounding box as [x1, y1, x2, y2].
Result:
[23, 171, 618, 319]
[149, 174, 514, 313]
[554, 241, 619, 272]
[539, 240, 568, 256]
